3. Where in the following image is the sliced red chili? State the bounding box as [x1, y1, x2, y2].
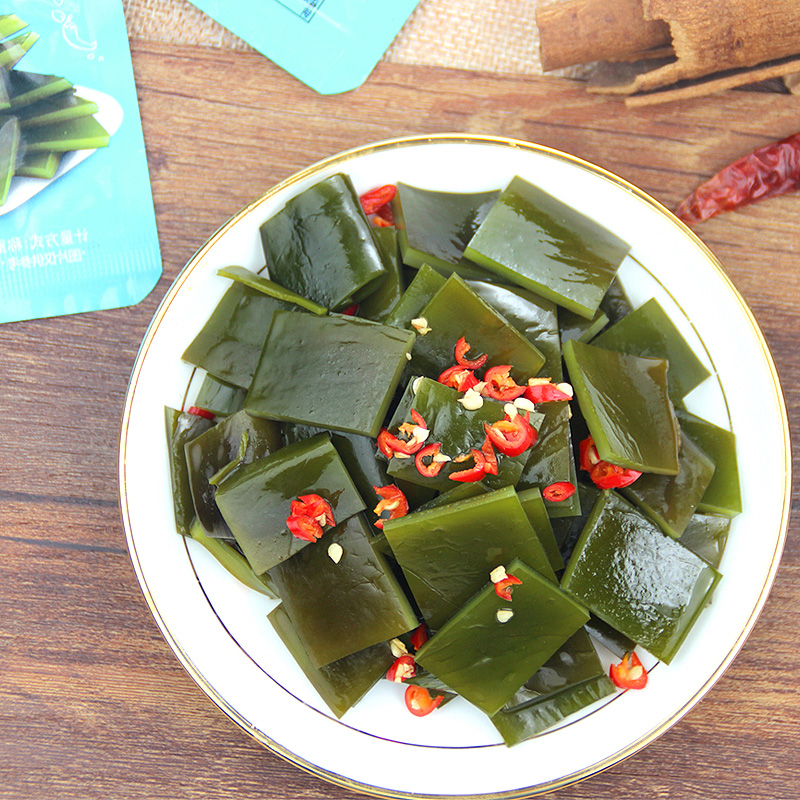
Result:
[410, 409, 427, 429]
[480, 435, 498, 476]
[376, 427, 425, 458]
[675, 131, 800, 225]
[609, 651, 648, 690]
[494, 574, 522, 601]
[484, 413, 536, 457]
[286, 514, 324, 542]
[360, 184, 397, 215]
[409, 623, 429, 651]
[374, 202, 394, 225]
[404, 685, 444, 717]
[524, 380, 573, 404]
[438, 365, 479, 393]
[415, 442, 447, 478]
[187, 406, 215, 420]
[579, 436, 642, 489]
[386, 653, 417, 683]
[372, 215, 393, 227]
[449, 448, 487, 482]
[341, 303, 359, 316]
[372, 484, 409, 529]
[542, 481, 576, 502]
[579, 435, 601, 473]
[294, 494, 335, 527]
[454, 336, 488, 370]
[481, 365, 527, 401]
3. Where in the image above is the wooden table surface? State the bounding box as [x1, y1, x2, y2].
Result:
[1, 40, 799, 800]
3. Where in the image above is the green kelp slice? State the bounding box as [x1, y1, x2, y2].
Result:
[268, 604, 394, 718]
[468, 281, 563, 381]
[269, 513, 417, 667]
[22, 114, 110, 152]
[245, 311, 414, 438]
[678, 513, 732, 569]
[9, 72, 73, 109]
[592, 298, 710, 402]
[0, 15, 28, 41]
[15, 150, 62, 179]
[676, 409, 742, 517]
[393, 183, 499, 275]
[165, 407, 216, 536]
[564, 338, 680, 475]
[185, 410, 282, 539]
[490, 629, 614, 745]
[558, 306, 609, 347]
[192, 374, 246, 417]
[463, 176, 630, 319]
[407, 274, 545, 382]
[383, 486, 556, 630]
[357, 226, 405, 323]
[0, 116, 19, 205]
[383, 262, 447, 328]
[16, 92, 98, 128]
[584, 615, 636, 660]
[561, 491, 721, 664]
[385, 377, 542, 491]
[517, 487, 563, 572]
[0, 32, 39, 70]
[214, 433, 365, 574]
[260, 173, 387, 311]
[599, 275, 633, 324]
[621, 431, 715, 539]
[217, 266, 327, 315]
[415, 559, 589, 716]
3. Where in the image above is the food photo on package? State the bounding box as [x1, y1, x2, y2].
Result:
[0, 1, 161, 324]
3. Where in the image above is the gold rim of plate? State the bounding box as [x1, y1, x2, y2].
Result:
[118, 133, 792, 799]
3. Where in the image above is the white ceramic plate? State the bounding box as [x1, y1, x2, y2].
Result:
[119, 135, 790, 798]
[0, 87, 123, 216]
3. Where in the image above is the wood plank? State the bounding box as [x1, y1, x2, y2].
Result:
[0, 40, 798, 800]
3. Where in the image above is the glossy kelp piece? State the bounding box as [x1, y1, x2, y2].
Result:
[584, 615, 636, 660]
[0, 69, 9, 111]
[182, 282, 309, 390]
[0, 116, 19, 204]
[218, 266, 328, 315]
[15, 92, 98, 128]
[599, 275, 633, 324]
[558, 306, 609, 347]
[592, 298, 710, 402]
[468, 280, 563, 381]
[621, 431, 715, 539]
[517, 401, 580, 515]
[676, 408, 742, 517]
[357, 226, 405, 323]
[189, 520, 277, 598]
[415, 559, 589, 716]
[268, 604, 395, 719]
[8, 72, 72, 110]
[393, 183, 499, 274]
[383, 262, 447, 328]
[214, 433, 365, 574]
[164, 407, 215, 536]
[192, 374, 246, 417]
[416, 482, 491, 512]
[551, 482, 600, 563]
[185, 410, 282, 539]
[260, 173, 387, 311]
[15, 149, 61, 179]
[564, 338, 680, 475]
[561, 491, 721, 663]
[383, 486, 556, 630]
[678, 513, 732, 569]
[0, 32, 39, 70]
[464, 176, 630, 319]
[517, 487, 564, 572]
[245, 311, 415, 438]
[0, 15, 28, 40]
[22, 114, 110, 152]
[269, 513, 418, 667]
[385, 377, 541, 491]
[408, 274, 546, 383]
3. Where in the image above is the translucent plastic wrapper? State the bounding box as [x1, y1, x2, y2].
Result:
[0, 1, 161, 324]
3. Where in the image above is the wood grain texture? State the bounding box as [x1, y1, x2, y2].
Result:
[1, 40, 799, 800]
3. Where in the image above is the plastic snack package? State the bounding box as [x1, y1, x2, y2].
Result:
[0, 1, 161, 325]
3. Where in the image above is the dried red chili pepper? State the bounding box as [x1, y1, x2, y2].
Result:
[484, 413, 536, 457]
[372, 484, 409, 529]
[579, 436, 641, 490]
[404, 685, 444, 717]
[524, 379, 573, 404]
[415, 442, 447, 478]
[494, 574, 522, 601]
[360, 184, 397, 215]
[481, 365, 527, 401]
[438, 364, 479, 393]
[543, 481, 576, 502]
[675, 131, 800, 225]
[449, 448, 487, 482]
[609, 651, 648, 690]
[186, 406, 215, 420]
[386, 653, 417, 683]
[409, 623, 429, 651]
[454, 336, 488, 370]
